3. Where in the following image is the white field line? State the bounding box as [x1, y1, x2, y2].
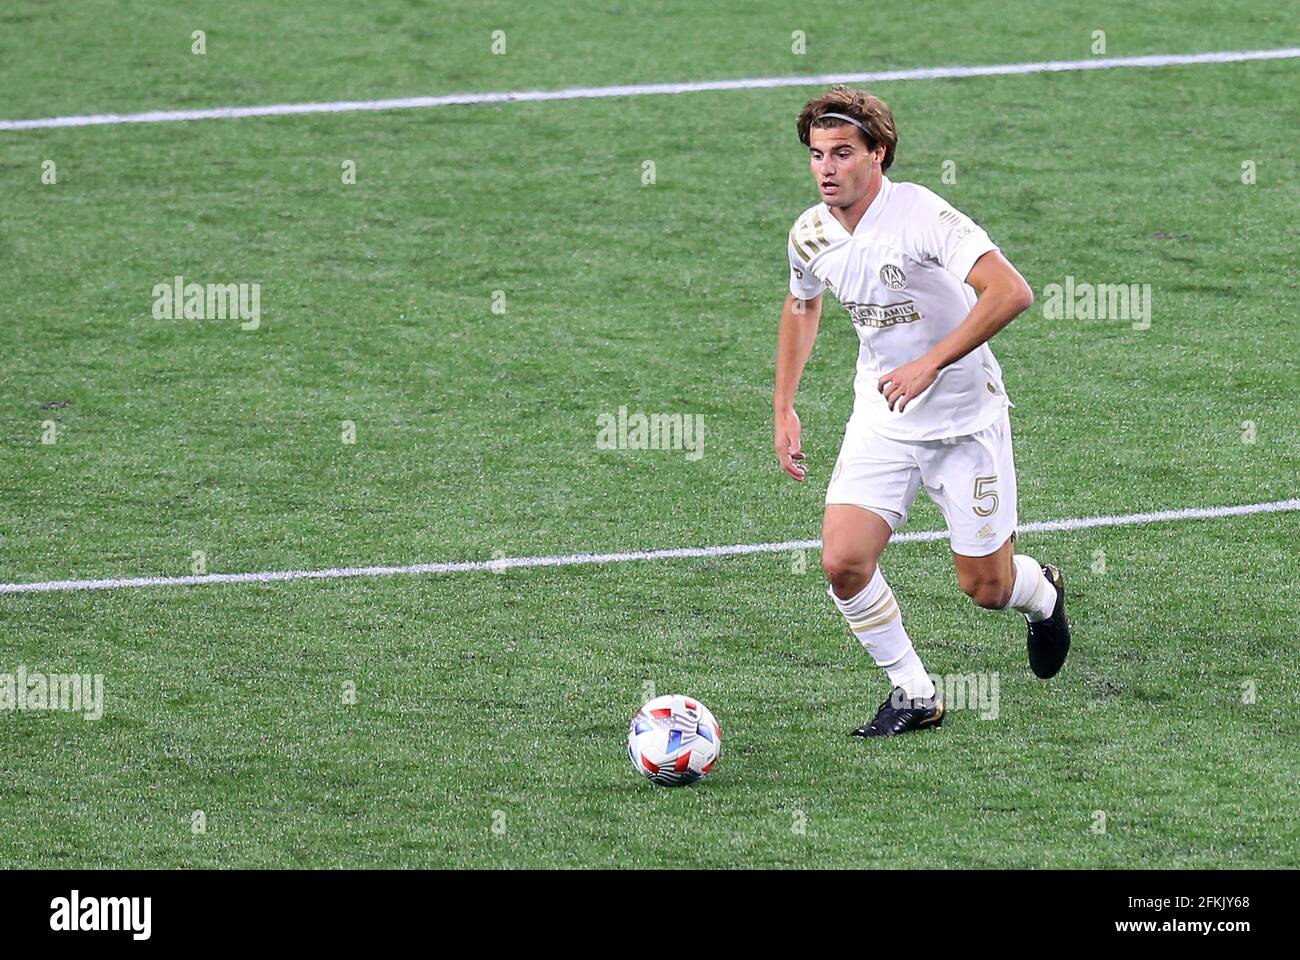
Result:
[2, 48, 1298, 131]
[1, 498, 1295, 596]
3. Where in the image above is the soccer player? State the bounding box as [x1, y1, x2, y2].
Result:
[773, 85, 1071, 737]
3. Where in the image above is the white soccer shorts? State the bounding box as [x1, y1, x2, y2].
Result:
[825, 410, 1019, 557]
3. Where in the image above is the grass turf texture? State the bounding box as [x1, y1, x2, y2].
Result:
[1, 0, 1297, 867]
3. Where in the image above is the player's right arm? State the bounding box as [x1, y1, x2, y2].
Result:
[774, 291, 823, 481]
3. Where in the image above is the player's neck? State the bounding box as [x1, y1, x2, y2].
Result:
[828, 172, 885, 234]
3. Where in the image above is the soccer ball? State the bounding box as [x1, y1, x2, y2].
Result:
[627, 694, 721, 786]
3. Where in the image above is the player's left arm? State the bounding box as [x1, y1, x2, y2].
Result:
[879, 250, 1033, 412]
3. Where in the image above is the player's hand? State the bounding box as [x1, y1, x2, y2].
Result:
[878, 359, 939, 413]
[774, 408, 806, 481]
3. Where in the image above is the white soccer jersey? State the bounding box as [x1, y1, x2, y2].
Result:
[787, 176, 1010, 441]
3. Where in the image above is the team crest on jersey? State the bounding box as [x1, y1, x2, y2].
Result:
[879, 264, 907, 290]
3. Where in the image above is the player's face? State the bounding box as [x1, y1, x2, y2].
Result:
[808, 126, 878, 207]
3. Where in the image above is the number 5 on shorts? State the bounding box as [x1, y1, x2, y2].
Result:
[973, 475, 999, 517]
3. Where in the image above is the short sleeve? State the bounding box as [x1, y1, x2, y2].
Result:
[907, 189, 998, 285]
[788, 231, 826, 300]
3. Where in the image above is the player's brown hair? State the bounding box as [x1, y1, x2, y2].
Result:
[796, 85, 897, 171]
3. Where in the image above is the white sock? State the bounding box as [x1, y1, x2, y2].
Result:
[830, 568, 935, 700]
[1005, 554, 1057, 622]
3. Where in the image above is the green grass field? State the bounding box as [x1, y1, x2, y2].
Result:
[1, 0, 1297, 868]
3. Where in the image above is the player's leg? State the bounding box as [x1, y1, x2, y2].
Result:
[951, 535, 1016, 609]
[823, 427, 943, 736]
[953, 538, 1069, 678]
[821, 502, 892, 599]
[923, 412, 1072, 678]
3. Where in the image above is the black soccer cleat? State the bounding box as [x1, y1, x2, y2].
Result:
[850, 687, 945, 738]
[1027, 563, 1071, 679]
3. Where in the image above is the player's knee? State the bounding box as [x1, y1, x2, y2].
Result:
[821, 552, 876, 598]
[819, 551, 851, 583]
[962, 576, 1012, 610]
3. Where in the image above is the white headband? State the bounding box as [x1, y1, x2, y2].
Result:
[814, 111, 872, 137]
